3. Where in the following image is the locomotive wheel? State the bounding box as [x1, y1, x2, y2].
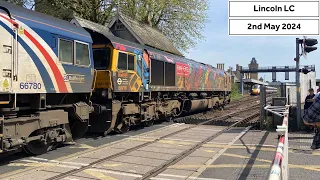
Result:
[143, 120, 154, 127]
[23, 140, 54, 155]
[70, 121, 89, 139]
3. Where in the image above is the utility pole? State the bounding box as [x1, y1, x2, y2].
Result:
[295, 38, 301, 130]
[295, 37, 318, 130]
[240, 73, 244, 95]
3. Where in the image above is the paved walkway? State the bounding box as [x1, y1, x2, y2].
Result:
[192, 130, 320, 180]
[1, 123, 318, 180]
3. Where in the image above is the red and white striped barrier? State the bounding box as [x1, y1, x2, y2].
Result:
[266, 105, 290, 180]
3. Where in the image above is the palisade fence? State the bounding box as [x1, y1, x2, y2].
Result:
[265, 105, 290, 180]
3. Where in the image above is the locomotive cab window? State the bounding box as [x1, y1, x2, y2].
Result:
[118, 52, 135, 71]
[252, 84, 259, 89]
[59, 39, 91, 67]
[75, 42, 90, 66]
[93, 47, 111, 69]
[59, 39, 73, 64]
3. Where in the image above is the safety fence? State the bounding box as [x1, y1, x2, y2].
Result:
[265, 105, 290, 180]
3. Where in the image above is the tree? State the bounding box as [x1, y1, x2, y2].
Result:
[7, 0, 209, 53]
[3, 0, 33, 8]
[34, 0, 118, 24]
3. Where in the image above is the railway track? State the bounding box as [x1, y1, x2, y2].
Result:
[140, 112, 259, 179]
[175, 93, 275, 125]
[0, 94, 277, 180]
[4, 96, 269, 180]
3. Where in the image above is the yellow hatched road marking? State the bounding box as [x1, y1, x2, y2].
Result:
[83, 169, 117, 180]
[204, 150, 216, 153]
[69, 144, 94, 149]
[127, 137, 155, 142]
[169, 164, 270, 169]
[202, 144, 276, 151]
[0, 124, 182, 179]
[222, 153, 320, 172]
[104, 164, 122, 167]
[204, 143, 320, 156]
[158, 140, 192, 145]
[169, 152, 320, 172]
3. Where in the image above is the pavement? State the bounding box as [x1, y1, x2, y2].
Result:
[0, 121, 319, 180]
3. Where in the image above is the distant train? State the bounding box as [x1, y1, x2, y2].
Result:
[251, 84, 278, 95]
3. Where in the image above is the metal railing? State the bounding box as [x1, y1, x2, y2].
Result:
[265, 105, 290, 180]
[240, 65, 315, 71]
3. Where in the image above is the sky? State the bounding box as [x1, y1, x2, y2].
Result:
[185, 0, 319, 82]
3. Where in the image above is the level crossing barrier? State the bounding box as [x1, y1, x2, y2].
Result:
[264, 105, 290, 180]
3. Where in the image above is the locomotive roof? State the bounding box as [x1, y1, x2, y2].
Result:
[109, 14, 183, 57]
[71, 16, 146, 50]
[72, 17, 226, 73]
[71, 16, 114, 39]
[0, 1, 92, 43]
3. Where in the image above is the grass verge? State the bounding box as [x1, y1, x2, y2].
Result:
[231, 83, 242, 100]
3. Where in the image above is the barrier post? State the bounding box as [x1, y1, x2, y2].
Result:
[266, 105, 290, 180]
[260, 85, 266, 129]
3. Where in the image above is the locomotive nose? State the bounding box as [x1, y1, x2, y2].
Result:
[252, 89, 258, 94]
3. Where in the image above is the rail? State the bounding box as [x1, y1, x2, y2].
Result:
[265, 105, 290, 180]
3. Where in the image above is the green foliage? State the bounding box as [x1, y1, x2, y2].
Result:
[3, 0, 32, 7]
[9, 0, 209, 54]
[34, 0, 117, 23]
[230, 83, 242, 100]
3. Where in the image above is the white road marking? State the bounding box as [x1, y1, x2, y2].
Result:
[115, 134, 131, 137]
[16, 160, 81, 169]
[192, 128, 222, 132]
[155, 173, 225, 180]
[163, 138, 201, 143]
[63, 178, 80, 180]
[20, 160, 39, 163]
[30, 157, 90, 166]
[150, 177, 176, 180]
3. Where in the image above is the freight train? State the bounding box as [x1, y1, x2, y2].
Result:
[0, 2, 231, 155]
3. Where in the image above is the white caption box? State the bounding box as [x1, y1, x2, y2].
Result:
[229, 19, 319, 35]
[229, 1, 319, 17]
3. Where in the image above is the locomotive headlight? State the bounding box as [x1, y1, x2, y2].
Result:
[101, 90, 107, 97]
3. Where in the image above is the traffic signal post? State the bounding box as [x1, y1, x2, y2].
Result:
[295, 37, 318, 130]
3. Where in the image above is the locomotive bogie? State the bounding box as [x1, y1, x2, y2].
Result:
[1, 110, 72, 154]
